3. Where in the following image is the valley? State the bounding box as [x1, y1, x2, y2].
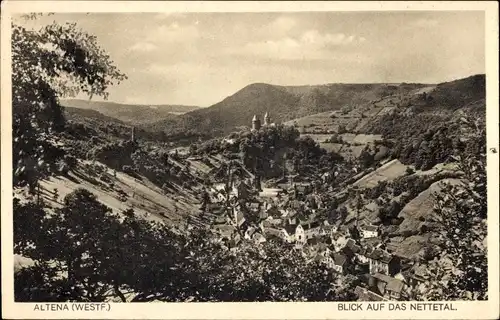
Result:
[13, 71, 487, 303]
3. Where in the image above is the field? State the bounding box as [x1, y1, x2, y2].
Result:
[318, 142, 343, 153]
[352, 159, 408, 188]
[396, 178, 462, 233]
[302, 132, 382, 159]
[390, 234, 431, 260]
[16, 160, 201, 227]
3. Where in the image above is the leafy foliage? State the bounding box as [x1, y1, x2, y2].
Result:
[411, 117, 487, 301]
[12, 16, 127, 189]
[15, 189, 356, 302]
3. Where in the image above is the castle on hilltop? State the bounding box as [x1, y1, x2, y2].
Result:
[252, 112, 275, 131]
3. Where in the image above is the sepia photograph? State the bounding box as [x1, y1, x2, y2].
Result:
[1, 1, 499, 319]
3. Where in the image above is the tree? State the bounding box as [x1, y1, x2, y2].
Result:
[358, 147, 375, 168]
[12, 15, 127, 189]
[16, 187, 360, 302]
[412, 117, 487, 301]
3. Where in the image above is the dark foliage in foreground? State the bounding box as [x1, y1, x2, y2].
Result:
[14, 189, 357, 302]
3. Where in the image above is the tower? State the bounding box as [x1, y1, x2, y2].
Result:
[131, 126, 136, 142]
[264, 112, 270, 126]
[252, 115, 261, 131]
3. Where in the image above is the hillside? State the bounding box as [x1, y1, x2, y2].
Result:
[11, 9, 488, 304]
[142, 82, 432, 137]
[60, 99, 200, 125]
[284, 74, 485, 161]
[63, 106, 175, 143]
[15, 161, 191, 226]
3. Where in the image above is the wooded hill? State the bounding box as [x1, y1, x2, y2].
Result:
[141, 81, 433, 136]
[61, 99, 200, 125]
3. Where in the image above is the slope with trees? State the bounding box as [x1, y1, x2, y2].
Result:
[142, 82, 430, 137]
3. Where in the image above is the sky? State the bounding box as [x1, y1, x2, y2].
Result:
[17, 11, 485, 107]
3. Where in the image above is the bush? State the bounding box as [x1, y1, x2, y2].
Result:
[122, 165, 136, 175]
[99, 174, 112, 183]
[405, 167, 415, 175]
[63, 155, 78, 170]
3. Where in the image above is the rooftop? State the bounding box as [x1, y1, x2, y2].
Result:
[264, 227, 282, 237]
[373, 273, 405, 294]
[366, 248, 393, 263]
[361, 224, 379, 232]
[332, 253, 347, 266]
[303, 220, 321, 230]
[283, 224, 297, 235]
[354, 286, 385, 301]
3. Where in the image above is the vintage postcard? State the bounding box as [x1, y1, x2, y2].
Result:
[1, 1, 499, 319]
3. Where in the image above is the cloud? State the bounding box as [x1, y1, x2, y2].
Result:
[269, 16, 297, 34]
[145, 22, 200, 44]
[301, 30, 360, 46]
[128, 41, 158, 52]
[240, 30, 366, 60]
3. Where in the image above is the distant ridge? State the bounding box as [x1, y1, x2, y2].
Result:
[141, 81, 437, 136]
[141, 74, 484, 137]
[60, 99, 200, 125]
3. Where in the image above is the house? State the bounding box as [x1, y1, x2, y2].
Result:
[295, 224, 306, 244]
[366, 249, 401, 276]
[338, 224, 351, 237]
[361, 236, 383, 249]
[248, 201, 262, 213]
[405, 263, 430, 288]
[331, 234, 349, 252]
[244, 226, 257, 240]
[252, 232, 266, 244]
[263, 227, 283, 242]
[385, 242, 400, 253]
[344, 239, 373, 265]
[281, 224, 297, 243]
[331, 253, 348, 274]
[289, 199, 303, 211]
[356, 247, 371, 265]
[369, 273, 406, 301]
[212, 224, 237, 240]
[295, 183, 312, 195]
[227, 233, 242, 250]
[285, 210, 298, 225]
[354, 286, 386, 302]
[316, 242, 332, 257]
[232, 210, 246, 228]
[261, 217, 282, 228]
[305, 194, 319, 209]
[264, 204, 280, 219]
[295, 221, 321, 244]
[209, 189, 226, 203]
[233, 180, 251, 199]
[319, 224, 337, 237]
[360, 224, 379, 238]
[213, 214, 229, 225]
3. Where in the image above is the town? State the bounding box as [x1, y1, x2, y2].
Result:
[9, 10, 489, 306]
[195, 114, 429, 302]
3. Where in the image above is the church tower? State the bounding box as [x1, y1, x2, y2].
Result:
[252, 115, 261, 131]
[264, 112, 271, 126]
[131, 126, 136, 142]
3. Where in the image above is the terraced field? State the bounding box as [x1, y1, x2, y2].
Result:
[16, 160, 202, 227]
[352, 159, 409, 188]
